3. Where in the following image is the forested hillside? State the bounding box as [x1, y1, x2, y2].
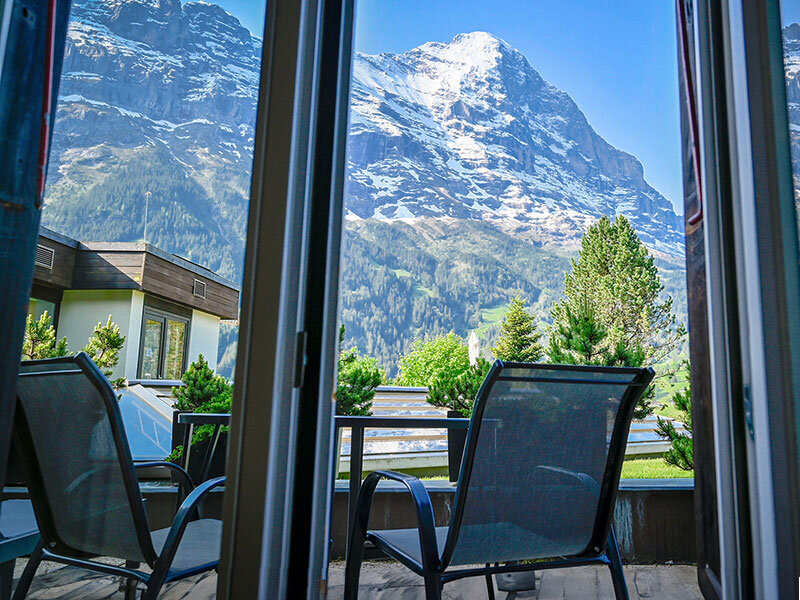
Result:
[45, 147, 247, 279]
[338, 218, 687, 377]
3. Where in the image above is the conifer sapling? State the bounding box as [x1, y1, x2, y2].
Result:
[172, 354, 231, 412]
[656, 361, 693, 471]
[336, 325, 384, 416]
[83, 315, 126, 384]
[22, 311, 69, 360]
[491, 295, 543, 362]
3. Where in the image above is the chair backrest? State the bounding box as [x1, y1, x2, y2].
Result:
[442, 361, 654, 567]
[14, 353, 158, 564]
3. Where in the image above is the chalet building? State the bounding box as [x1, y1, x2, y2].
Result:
[29, 227, 239, 381]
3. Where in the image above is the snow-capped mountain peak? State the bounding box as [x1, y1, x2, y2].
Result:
[346, 33, 684, 256]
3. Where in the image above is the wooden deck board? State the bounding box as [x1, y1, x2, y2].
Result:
[12, 559, 701, 599]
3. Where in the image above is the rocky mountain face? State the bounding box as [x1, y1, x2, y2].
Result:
[347, 32, 684, 257]
[42, 1, 688, 373]
[43, 0, 261, 276]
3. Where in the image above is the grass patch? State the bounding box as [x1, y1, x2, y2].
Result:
[621, 457, 693, 479]
[475, 302, 510, 335]
[413, 284, 436, 298]
[339, 459, 693, 482]
[654, 402, 682, 420]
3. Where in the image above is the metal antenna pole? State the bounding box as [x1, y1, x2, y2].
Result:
[144, 190, 151, 244]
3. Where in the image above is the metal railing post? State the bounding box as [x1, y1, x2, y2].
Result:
[346, 424, 365, 557]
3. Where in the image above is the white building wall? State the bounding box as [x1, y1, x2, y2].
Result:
[126, 291, 145, 380]
[188, 309, 221, 371]
[57, 290, 144, 381]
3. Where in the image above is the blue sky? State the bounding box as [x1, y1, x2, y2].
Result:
[222, 1, 691, 213]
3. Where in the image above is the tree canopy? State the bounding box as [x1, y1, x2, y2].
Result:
[551, 215, 684, 367]
[396, 332, 470, 388]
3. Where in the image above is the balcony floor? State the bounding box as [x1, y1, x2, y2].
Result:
[14, 558, 702, 599]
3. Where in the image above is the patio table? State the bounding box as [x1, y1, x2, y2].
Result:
[333, 416, 470, 556]
[176, 412, 471, 557]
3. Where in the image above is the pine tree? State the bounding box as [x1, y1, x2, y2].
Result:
[549, 216, 684, 417]
[548, 300, 653, 417]
[21, 311, 68, 360]
[547, 301, 609, 365]
[427, 358, 491, 416]
[551, 215, 684, 365]
[336, 325, 384, 416]
[656, 362, 693, 470]
[83, 316, 126, 381]
[491, 295, 543, 362]
[173, 354, 232, 412]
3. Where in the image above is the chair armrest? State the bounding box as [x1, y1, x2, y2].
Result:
[534, 465, 600, 495]
[134, 461, 195, 503]
[150, 476, 225, 582]
[350, 470, 439, 571]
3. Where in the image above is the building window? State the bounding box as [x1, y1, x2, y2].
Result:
[27, 298, 57, 323]
[138, 307, 189, 380]
[27, 284, 63, 327]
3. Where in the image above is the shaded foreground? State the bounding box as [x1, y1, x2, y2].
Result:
[14, 558, 701, 599]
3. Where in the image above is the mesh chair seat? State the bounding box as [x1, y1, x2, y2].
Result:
[368, 527, 449, 568]
[151, 518, 222, 579]
[368, 523, 565, 568]
[0, 501, 37, 541]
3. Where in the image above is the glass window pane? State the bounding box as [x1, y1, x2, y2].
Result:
[781, 7, 800, 214]
[164, 319, 187, 380]
[140, 319, 163, 379]
[27, 298, 56, 322]
[118, 390, 173, 460]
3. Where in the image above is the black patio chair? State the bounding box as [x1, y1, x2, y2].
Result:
[1, 443, 39, 600]
[0, 500, 38, 600]
[10, 353, 225, 600]
[344, 361, 655, 600]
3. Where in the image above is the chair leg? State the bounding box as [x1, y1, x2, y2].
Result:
[0, 560, 13, 600]
[343, 542, 364, 599]
[123, 580, 138, 600]
[423, 573, 442, 600]
[120, 561, 139, 600]
[11, 541, 43, 600]
[344, 525, 368, 599]
[484, 564, 495, 600]
[141, 577, 165, 600]
[607, 526, 629, 600]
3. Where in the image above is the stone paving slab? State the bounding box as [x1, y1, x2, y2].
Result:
[326, 561, 703, 600]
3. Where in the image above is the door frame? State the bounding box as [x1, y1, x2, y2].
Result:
[694, 0, 800, 597]
[217, 0, 354, 597]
